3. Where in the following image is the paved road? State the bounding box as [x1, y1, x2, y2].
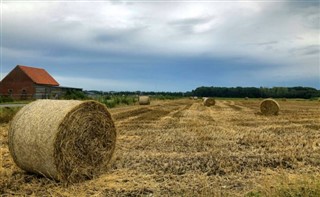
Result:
[0, 104, 27, 108]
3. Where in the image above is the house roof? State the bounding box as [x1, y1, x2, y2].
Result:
[17, 65, 60, 86]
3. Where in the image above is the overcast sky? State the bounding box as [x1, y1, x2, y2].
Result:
[1, 0, 319, 91]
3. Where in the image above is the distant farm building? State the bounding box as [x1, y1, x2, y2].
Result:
[0, 65, 82, 99]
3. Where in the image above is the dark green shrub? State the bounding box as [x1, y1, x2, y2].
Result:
[64, 90, 88, 100]
[0, 96, 14, 103]
[0, 107, 20, 123]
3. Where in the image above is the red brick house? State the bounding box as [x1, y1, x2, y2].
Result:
[0, 65, 81, 99]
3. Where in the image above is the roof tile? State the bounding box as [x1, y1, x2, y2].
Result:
[18, 65, 60, 86]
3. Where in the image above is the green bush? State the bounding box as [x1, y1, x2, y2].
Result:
[120, 96, 136, 105]
[154, 95, 181, 100]
[99, 96, 137, 108]
[0, 96, 14, 103]
[64, 90, 88, 100]
[103, 100, 116, 108]
[0, 107, 20, 123]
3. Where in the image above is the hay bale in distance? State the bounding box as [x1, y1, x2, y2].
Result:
[139, 96, 150, 105]
[260, 98, 280, 115]
[203, 98, 216, 107]
[9, 100, 116, 183]
[245, 97, 249, 100]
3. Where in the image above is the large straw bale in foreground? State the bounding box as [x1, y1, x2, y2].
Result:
[9, 100, 116, 183]
[139, 96, 150, 105]
[203, 98, 215, 106]
[260, 98, 280, 115]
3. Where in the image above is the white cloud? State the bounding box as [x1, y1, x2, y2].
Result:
[3, 1, 318, 58]
[2, 1, 319, 89]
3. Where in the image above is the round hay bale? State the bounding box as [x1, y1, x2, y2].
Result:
[139, 96, 150, 105]
[203, 98, 215, 107]
[245, 97, 249, 100]
[9, 100, 116, 183]
[260, 98, 280, 115]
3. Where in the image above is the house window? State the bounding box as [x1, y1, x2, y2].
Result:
[8, 89, 13, 96]
[21, 89, 27, 100]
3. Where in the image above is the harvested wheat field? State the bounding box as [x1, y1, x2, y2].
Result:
[1, 99, 320, 196]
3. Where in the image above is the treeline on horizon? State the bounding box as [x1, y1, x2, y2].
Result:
[192, 86, 320, 99]
[85, 86, 320, 99]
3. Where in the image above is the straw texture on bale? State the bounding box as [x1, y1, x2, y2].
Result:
[203, 98, 216, 107]
[260, 98, 280, 115]
[139, 96, 150, 105]
[9, 100, 116, 183]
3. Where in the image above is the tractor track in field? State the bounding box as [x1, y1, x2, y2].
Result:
[112, 107, 153, 121]
[113, 100, 194, 130]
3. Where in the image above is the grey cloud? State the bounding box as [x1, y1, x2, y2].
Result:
[256, 41, 278, 46]
[290, 45, 320, 56]
[287, 1, 319, 9]
[94, 26, 146, 43]
[50, 17, 83, 29]
[304, 12, 320, 29]
[247, 41, 279, 46]
[169, 16, 214, 26]
[109, 0, 126, 5]
[2, 2, 319, 82]
[285, 1, 320, 29]
[167, 15, 215, 34]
